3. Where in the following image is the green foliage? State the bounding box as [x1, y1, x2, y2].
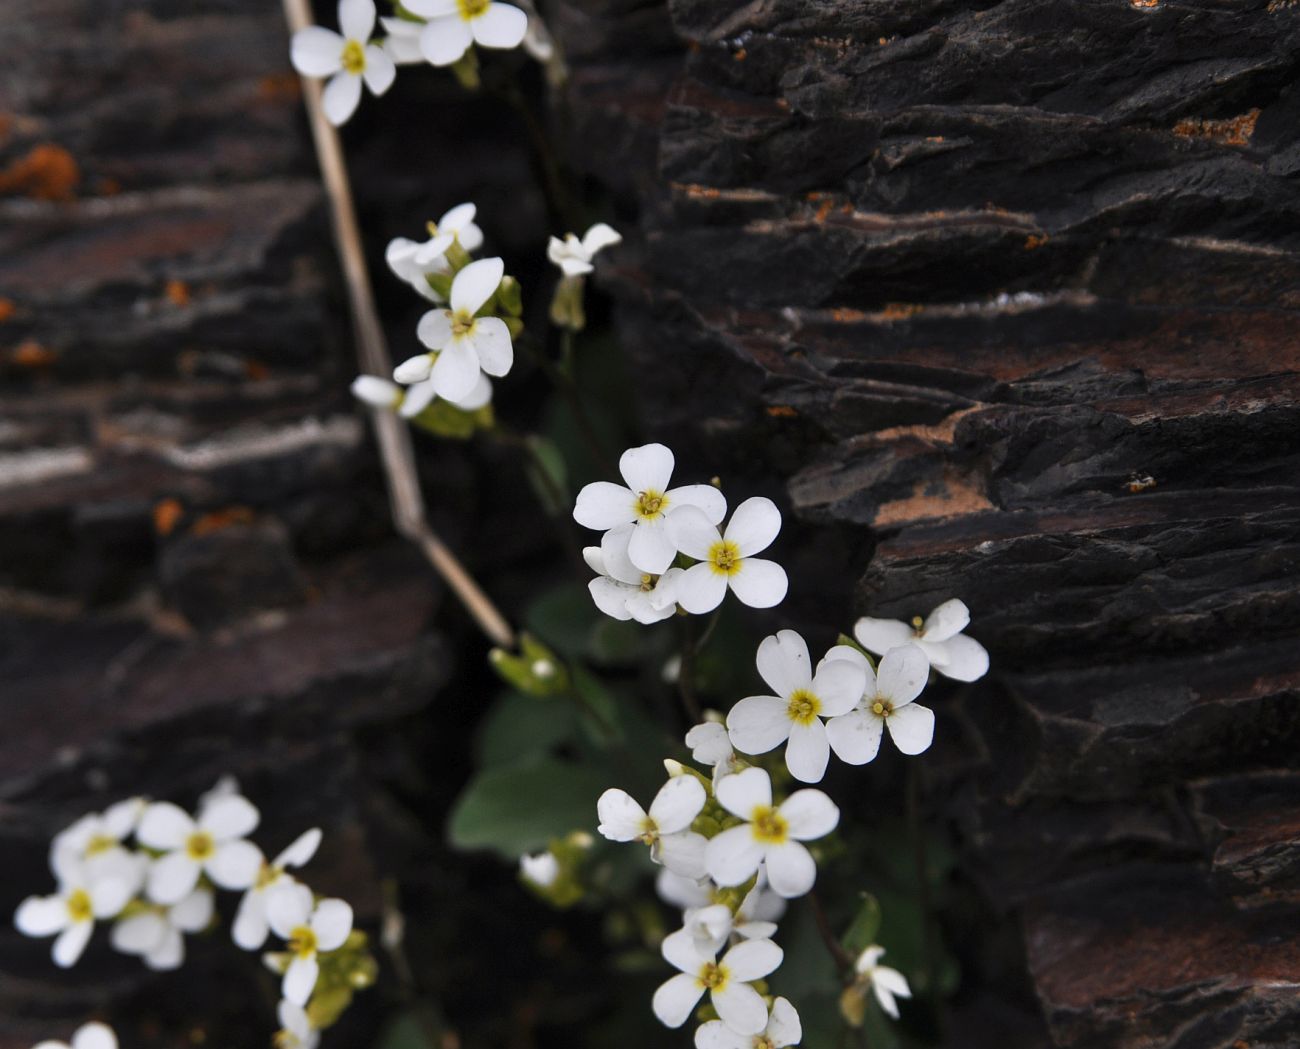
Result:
[522, 434, 569, 517]
[488, 632, 570, 696]
[841, 891, 883, 958]
[410, 397, 493, 440]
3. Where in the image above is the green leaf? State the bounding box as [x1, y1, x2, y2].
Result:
[526, 582, 599, 658]
[841, 891, 883, 958]
[378, 1006, 444, 1049]
[523, 434, 569, 517]
[476, 691, 579, 767]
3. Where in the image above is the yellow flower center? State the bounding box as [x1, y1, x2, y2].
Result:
[708, 539, 742, 576]
[255, 863, 281, 890]
[288, 924, 318, 957]
[451, 310, 476, 337]
[634, 489, 667, 520]
[871, 696, 894, 718]
[86, 833, 117, 855]
[755, 1039, 776, 1049]
[750, 805, 789, 844]
[786, 688, 821, 725]
[458, 0, 490, 16]
[637, 816, 659, 846]
[341, 39, 366, 75]
[185, 831, 216, 861]
[698, 961, 730, 992]
[639, 573, 655, 592]
[66, 888, 94, 923]
[911, 615, 925, 635]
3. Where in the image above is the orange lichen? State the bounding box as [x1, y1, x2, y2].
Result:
[1025, 234, 1048, 250]
[765, 405, 798, 418]
[166, 280, 191, 307]
[1130, 0, 1159, 8]
[814, 199, 834, 222]
[880, 303, 923, 321]
[873, 473, 993, 527]
[9, 340, 57, 368]
[1126, 474, 1157, 493]
[0, 298, 15, 322]
[830, 307, 868, 322]
[733, 47, 747, 62]
[190, 507, 256, 536]
[0, 144, 79, 201]
[1173, 109, 1260, 147]
[153, 498, 185, 536]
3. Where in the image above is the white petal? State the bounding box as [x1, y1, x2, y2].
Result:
[726, 558, 787, 609]
[873, 981, 899, 1019]
[398, 377, 439, 418]
[596, 789, 647, 842]
[233, 892, 271, 950]
[723, 496, 781, 556]
[573, 482, 634, 530]
[72, 1024, 118, 1049]
[53, 921, 94, 968]
[886, 703, 936, 755]
[439, 201, 476, 232]
[656, 832, 708, 880]
[403, 0, 457, 16]
[764, 841, 817, 898]
[810, 657, 868, 717]
[662, 927, 711, 975]
[266, 883, 314, 940]
[89, 876, 133, 918]
[929, 633, 990, 681]
[15, 895, 70, 936]
[648, 776, 706, 835]
[322, 71, 363, 127]
[418, 15, 473, 65]
[825, 709, 883, 765]
[767, 997, 803, 1047]
[147, 853, 201, 905]
[877, 644, 930, 706]
[200, 794, 260, 841]
[111, 913, 167, 955]
[712, 981, 769, 1037]
[103, 798, 144, 840]
[686, 722, 731, 766]
[383, 30, 425, 64]
[784, 719, 830, 784]
[470, 2, 528, 48]
[145, 928, 184, 970]
[429, 338, 480, 401]
[714, 766, 772, 818]
[352, 375, 401, 408]
[628, 517, 677, 575]
[137, 802, 194, 850]
[283, 953, 320, 1007]
[467, 316, 513, 376]
[448, 371, 492, 411]
[674, 562, 728, 615]
[598, 526, 645, 585]
[820, 644, 875, 691]
[853, 617, 915, 657]
[450, 256, 504, 315]
[291, 27, 345, 76]
[581, 222, 623, 256]
[394, 353, 434, 384]
[589, 576, 634, 621]
[874, 965, 912, 1001]
[735, 918, 778, 940]
[170, 889, 214, 933]
[779, 789, 840, 840]
[705, 825, 765, 887]
[311, 898, 353, 951]
[665, 505, 719, 561]
[922, 598, 970, 643]
[362, 44, 397, 94]
[723, 937, 782, 982]
[416, 307, 455, 350]
[559, 256, 592, 277]
[207, 840, 263, 890]
[684, 903, 733, 954]
[756, 630, 812, 698]
[652, 972, 705, 1028]
[726, 695, 791, 756]
[338, 0, 376, 42]
[694, 1022, 748, 1049]
[655, 869, 711, 910]
[666, 484, 726, 525]
[413, 234, 454, 265]
[619, 442, 674, 493]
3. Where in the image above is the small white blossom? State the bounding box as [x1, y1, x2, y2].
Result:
[726, 630, 867, 783]
[399, 371, 493, 419]
[705, 767, 838, 899]
[351, 375, 403, 409]
[290, 0, 397, 126]
[547, 223, 622, 277]
[597, 776, 708, 880]
[855, 945, 912, 1019]
[31, 1022, 118, 1049]
[232, 828, 323, 951]
[822, 644, 934, 762]
[386, 203, 485, 304]
[653, 929, 782, 1035]
[685, 719, 742, 788]
[573, 443, 726, 575]
[666, 497, 787, 614]
[695, 995, 801, 1049]
[137, 793, 263, 904]
[583, 544, 677, 624]
[266, 884, 355, 1006]
[404, 0, 528, 66]
[276, 999, 321, 1049]
[854, 598, 989, 682]
[110, 887, 214, 970]
[50, 798, 145, 875]
[734, 878, 785, 938]
[15, 852, 137, 967]
[519, 851, 560, 888]
[379, 15, 425, 65]
[656, 868, 712, 911]
[393, 257, 512, 401]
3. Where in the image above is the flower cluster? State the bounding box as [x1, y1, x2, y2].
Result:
[14, 781, 372, 1048]
[32, 1022, 117, 1049]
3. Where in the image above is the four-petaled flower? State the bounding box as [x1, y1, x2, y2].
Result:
[685, 720, 740, 788]
[584, 543, 677, 624]
[694, 995, 802, 1049]
[597, 776, 708, 880]
[855, 945, 913, 1019]
[386, 203, 485, 304]
[854, 598, 989, 682]
[50, 798, 144, 872]
[290, 0, 397, 126]
[822, 644, 935, 762]
[15, 852, 137, 967]
[233, 828, 323, 951]
[705, 767, 839, 899]
[652, 929, 783, 1035]
[110, 887, 214, 970]
[137, 794, 263, 904]
[726, 630, 867, 783]
[574, 443, 725, 575]
[266, 883, 355, 1006]
[666, 497, 787, 614]
[547, 223, 622, 276]
[32, 1022, 118, 1049]
[404, 0, 528, 66]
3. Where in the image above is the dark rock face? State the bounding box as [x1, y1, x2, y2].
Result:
[558, 0, 1300, 1045]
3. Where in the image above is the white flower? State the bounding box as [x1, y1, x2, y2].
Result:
[652, 929, 782, 1035]
[386, 203, 485, 303]
[547, 223, 622, 277]
[50, 798, 145, 875]
[854, 598, 989, 682]
[379, 15, 425, 65]
[405, 0, 528, 66]
[519, 851, 559, 888]
[398, 370, 493, 419]
[583, 544, 677, 624]
[266, 883, 355, 1006]
[15, 853, 136, 967]
[726, 630, 867, 783]
[704, 767, 838, 899]
[32, 1022, 118, 1049]
[666, 497, 787, 614]
[822, 644, 934, 762]
[573, 443, 726, 575]
[110, 887, 214, 970]
[680, 887, 779, 956]
[136, 793, 263, 904]
[596, 776, 708, 879]
[232, 828, 323, 951]
[351, 375, 403, 410]
[393, 257, 512, 401]
[855, 945, 912, 1019]
[656, 868, 711, 911]
[276, 999, 321, 1049]
[734, 878, 785, 938]
[695, 995, 801, 1049]
[290, 0, 397, 126]
[685, 720, 742, 789]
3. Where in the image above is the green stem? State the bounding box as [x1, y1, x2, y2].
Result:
[519, 335, 618, 475]
[676, 616, 703, 725]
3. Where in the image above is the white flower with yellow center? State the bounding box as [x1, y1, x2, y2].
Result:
[666, 497, 787, 614]
[49, 798, 146, 879]
[596, 775, 708, 879]
[583, 543, 677, 624]
[685, 719, 744, 789]
[14, 853, 136, 967]
[110, 886, 214, 971]
[136, 794, 263, 904]
[379, 15, 426, 65]
[726, 630, 867, 783]
[405, 0, 528, 66]
[275, 999, 321, 1049]
[32, 1022, 118, 1049]
[386, 203, 484, 302]
[266, 883, 355, 1006]
[854, 598, 989, 682]
[232, 828, 323, 951]
[290, 0, 397, 126]
[652, 929, 783, 1035]
[695, 995, 802, 1049]
[854, 945, 912, 1019]
[547, 223, 622, 276]
[573, 443, 726, 575]
[393, 257, 512, 401]
[704, 767, 839, 899]
[821, 644, 934, 762]
[398, 370, 493, 420]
